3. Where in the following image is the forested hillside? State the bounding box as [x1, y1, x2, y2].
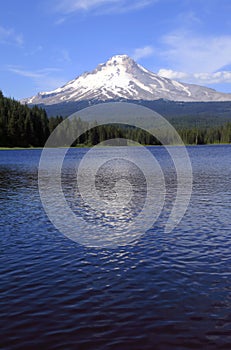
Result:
[39, 99, 231, 128]
[1, 91, 231, 147]
[0, 91, 63, 147]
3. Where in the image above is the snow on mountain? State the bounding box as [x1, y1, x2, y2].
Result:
[21, 55, 231, 104]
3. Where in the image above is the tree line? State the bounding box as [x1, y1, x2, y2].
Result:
[179, 124, 231, 144]
[0, 90, 231, 147]
[0, 90, 63, 147]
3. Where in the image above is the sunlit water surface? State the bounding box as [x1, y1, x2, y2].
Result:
[0, 146, 231, 349]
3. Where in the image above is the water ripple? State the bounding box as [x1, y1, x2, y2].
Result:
[0, 147, 231, 349]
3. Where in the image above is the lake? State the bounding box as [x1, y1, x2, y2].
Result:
[0, 146, 231, 349]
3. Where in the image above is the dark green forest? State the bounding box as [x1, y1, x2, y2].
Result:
[0, 91, 63, 147]
[1, 90, 231, 147]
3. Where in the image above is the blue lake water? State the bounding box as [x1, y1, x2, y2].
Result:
[0, 146, 231, 349]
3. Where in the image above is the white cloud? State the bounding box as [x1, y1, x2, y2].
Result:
[158, 69, 188, 80]
[55, 0, 155, 14]
[0, 25, 23, 46]
[158, 68, 231, 85]
[194, 71, 231, 84]
[156, 30, 231, 88]
[132, 46, 154, 60]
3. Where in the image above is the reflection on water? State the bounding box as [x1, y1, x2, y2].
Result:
[68, 157, 147, 229]
[0, 146, 231, 349]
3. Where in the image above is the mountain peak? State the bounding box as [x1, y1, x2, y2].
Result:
[97, 54, 136, 71]
[106, 54, 133, 64]
[21, 55, 231, 105]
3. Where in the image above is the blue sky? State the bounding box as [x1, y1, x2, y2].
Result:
[1, 0, 231, 99]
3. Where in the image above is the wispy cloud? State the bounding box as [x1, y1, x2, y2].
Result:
[155, 29, 231, 87]
[54, 0, 155, 15]
[176, 11, 202, 28]
[160, 31, 231, 73]
[59, 49, 71, 63]
[132, 45, 154, 60]
[8, 66, 61, 78]
[7, 66, 66, 92]
[0, 25, 23, 46]
[25, 45, 43, 57]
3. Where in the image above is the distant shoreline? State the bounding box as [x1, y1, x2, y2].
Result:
[0, 147, 44, 150]
[1, 143, 231, 151]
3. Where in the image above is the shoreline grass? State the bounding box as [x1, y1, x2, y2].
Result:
[0, 147, 44, 150]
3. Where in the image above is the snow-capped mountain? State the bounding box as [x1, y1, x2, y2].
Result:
[22, 55, 231, 104]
